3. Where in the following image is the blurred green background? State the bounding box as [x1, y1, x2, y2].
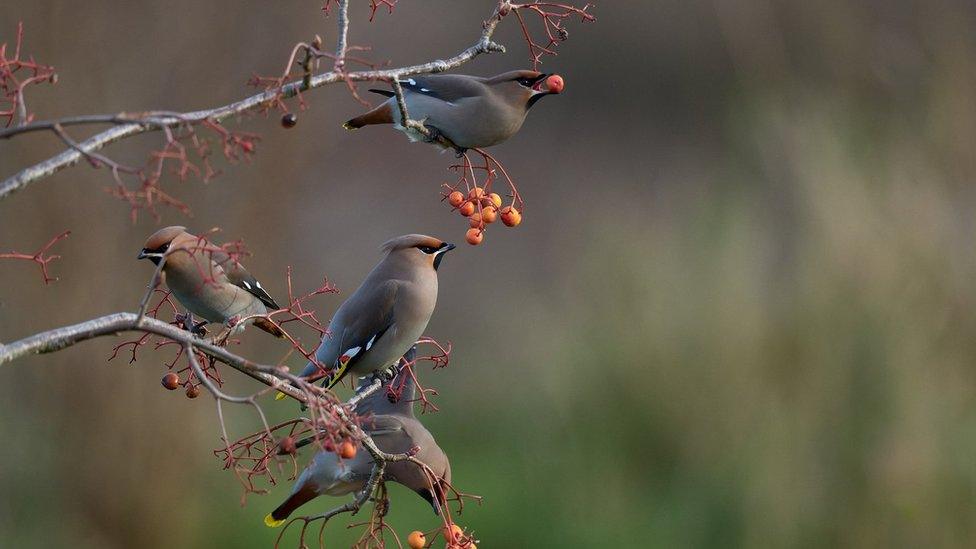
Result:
[3, 1, 976, 547]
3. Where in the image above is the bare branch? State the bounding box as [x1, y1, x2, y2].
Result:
[0, 3, 509, 201]
[0, 312, 306, 399]
[0, 229, 70, 284]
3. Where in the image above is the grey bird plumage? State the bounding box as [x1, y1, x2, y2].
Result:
[266, 360, 452, 526]
[137, 226, 284, 337]
[299, 234, 455, 390]
[343, 70, 565, 150]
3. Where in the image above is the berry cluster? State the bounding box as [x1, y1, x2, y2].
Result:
[406, 523, 478, 549]
[446, 186, 522, 246]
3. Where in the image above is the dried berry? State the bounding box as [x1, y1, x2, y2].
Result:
[161, 372, 180, 390]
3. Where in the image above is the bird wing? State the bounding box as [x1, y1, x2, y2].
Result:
[211, 249, 281, 310]
[324, 280, 399, 388]
[363, 414, 405, 437]
[395, 74, 487, 104]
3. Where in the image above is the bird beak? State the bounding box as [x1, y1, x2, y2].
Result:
[137, 249, 162, 260]
[531, 74, 564, 94]
[440, 243, 456, 253]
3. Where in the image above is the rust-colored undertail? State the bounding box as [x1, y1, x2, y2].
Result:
[253, 317, 285, 338]
[271, 483, 319, 522]
[343, 103, 394, 130]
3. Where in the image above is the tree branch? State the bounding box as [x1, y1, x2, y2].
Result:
[0, 3, 508, 201]
[0, 312, 308, 400]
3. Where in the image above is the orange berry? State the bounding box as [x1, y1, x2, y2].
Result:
[500, 206, 522, 227]
[338, 440, 357, 459]
[186, 385, 201, 399]
[468, 187, 485, 200]
[488, 193, 503, 208]
[465, 228, 484, 246]
[458, 201, 476, 217]
[481, 206, 497, 224]
[161, 372, 180, 390]
[447, 191, 465, 207]
[468, 213, 482, 228]
[407, 530, 427, 549]
[444, 524, 464, 543]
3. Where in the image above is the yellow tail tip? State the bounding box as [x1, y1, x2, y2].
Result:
[265, 513, 286, 528]
[275, 391, 288, 401]
[342, 122, 358, 130]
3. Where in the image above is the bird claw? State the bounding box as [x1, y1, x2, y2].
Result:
[379, 364, 399, 381]
[422, 123, 444, 144]
[176, 312, 209, 337]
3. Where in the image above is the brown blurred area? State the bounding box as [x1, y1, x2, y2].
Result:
[3, 1, 976, 547]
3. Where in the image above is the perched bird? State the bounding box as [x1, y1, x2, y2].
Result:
[266, 361, 453, 526]
[299, 234, 454, 390]
[137, 226, 284, 337]
[343, 70, 565, 151]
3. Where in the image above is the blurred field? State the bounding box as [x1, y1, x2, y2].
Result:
[2, 1, 976, 547]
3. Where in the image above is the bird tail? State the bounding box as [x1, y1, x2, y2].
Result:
[343, 103, 394, 130]
[266, 484, 318, 527]
[253, 317, 285, 338]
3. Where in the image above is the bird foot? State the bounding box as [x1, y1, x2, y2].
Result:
[176, 312, 209, 337]
[422, 124, 444, 144]
[379, 364, 400, 382]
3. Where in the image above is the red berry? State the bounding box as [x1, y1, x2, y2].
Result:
[448, 191, 465, 207]
[468, 212, 483, 228]
[338, 440, 357, 459]
[458, 201, 476, 217]
[161, 372, 180, 390]
[281, 113, 297, 128]
[481, 206, 498, 224]
[468, 187, 485, 201]
[465, 228, 484, 246]
[186, 385, 201, 399]
[500, 206, 522, 227]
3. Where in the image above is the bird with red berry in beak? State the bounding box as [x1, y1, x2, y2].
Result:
[344, 70, 565, 152]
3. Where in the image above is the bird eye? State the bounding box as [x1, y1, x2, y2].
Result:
[160, 244, 170, 252]
[516, 78, 533, 87]
[418, 246, 438, 254]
